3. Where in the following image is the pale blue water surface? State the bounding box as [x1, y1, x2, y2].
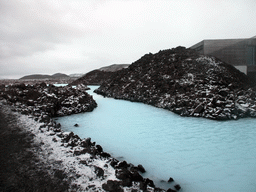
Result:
[56, 86, 256, 192]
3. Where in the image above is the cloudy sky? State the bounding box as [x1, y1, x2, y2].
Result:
[0, 0, 255, 79]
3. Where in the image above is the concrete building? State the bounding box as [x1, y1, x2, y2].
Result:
[190, 36, 256, 80]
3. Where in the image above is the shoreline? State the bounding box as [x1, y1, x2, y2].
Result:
[0, 103, 71, 191]
[0, 99, 181, 191]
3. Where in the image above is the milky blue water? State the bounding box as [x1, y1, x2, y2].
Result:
[56, 86, 256, 192]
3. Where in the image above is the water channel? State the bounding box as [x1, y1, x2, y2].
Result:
[56, 86, 256, 192]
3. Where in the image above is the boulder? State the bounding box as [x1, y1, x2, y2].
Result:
[192, 103, 204, 114]
[74, 149, 89, 156]
[174, 184, 181, 191]
[121, 177, 132, 187]
[137, 164, 146, 173]
[139, 178, 155, 190]
[96, 144, 103, 153]
[62, 132, 74, 143]
[144, 178, 155, 188]
[53, 128, 61, 132]
[102, 180, 123, 192]
[109, 158, 119, 168]
[115, 168, 131, 181]
[100, 152, 111, 158]
[116, 161, 128, 169]
[130, 170, 143, 182]
[94, 166, 104, 178]
[80, 138, 92, 148]
[219, 88, 229, 97]
[168, 177, 174, 182]
[55, 123, 61, 128]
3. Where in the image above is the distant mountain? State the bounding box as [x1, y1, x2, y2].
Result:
[20, 73, 69, 80]
[95, 46, 256, 120]
[20, 74, 52, 80]
[70, 64, 129, 86]
[51, 73, 69, 78]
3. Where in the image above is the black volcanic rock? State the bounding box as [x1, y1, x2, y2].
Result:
[70, 64, 130, 86]
[99, 64, 129, 72]
[0, 80, 178, 192]
[95, 46, 256, 120]
[0, 83, 97, 118]
[70, 70, 114, 86]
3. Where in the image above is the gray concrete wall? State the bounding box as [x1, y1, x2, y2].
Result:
[190, 38, 256, 67]
[209, 39, 255, 66]
[203, 39, 245, 55]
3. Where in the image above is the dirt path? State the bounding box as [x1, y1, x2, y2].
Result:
[0, 104, 70, 192]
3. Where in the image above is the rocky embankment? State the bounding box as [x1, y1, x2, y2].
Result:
[70, 64, 130, 86]
[95, 46, 256, 120]
[70, 70, 115, 86]
[0, 83, 180, 191]
[0, 83, 97, 117]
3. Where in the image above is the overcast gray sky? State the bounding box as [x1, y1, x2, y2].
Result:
[0, 0, 255, 79]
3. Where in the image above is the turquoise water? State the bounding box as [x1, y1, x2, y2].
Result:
[56, 86, 256, 192]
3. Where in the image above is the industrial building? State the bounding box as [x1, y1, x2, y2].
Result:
[190, 36, 256, 80]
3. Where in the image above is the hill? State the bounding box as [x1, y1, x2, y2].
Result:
[70, 64, 129, 86]
[51, 73, 69, 78]
[20, 73, 69, 80]
[70, 70, 114, 86]
[99, 64, 130, 72]
[95, 46, 256, 120]
[20, 74, 52, 80]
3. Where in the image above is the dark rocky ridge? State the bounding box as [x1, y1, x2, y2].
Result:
[0, 83, 97, 117]
[99, 64, 130, 72]
[0, 83, 180, 191]
[70, 64, 130, 86]
[95, 46, 256, 120]
[70, 70, 115, 86]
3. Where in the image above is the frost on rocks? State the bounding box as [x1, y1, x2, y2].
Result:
[15, 112, 114, 191]
[0, 97, 174, 191]
[196, 56, 221, 67]
[0, 83, 97, 117]
[15, 112, 171, 192]
[0, 83, 178, 191]
[95, 46, 256, 120]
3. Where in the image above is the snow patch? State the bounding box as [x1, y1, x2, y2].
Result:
[196, 56, 221, 66]
[16, 113, 119, 191]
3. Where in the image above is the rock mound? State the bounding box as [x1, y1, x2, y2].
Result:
[70, 64, 130, 86]
[99, 64, 130, 72]
[70, 70, 114, 86]
[0, 83, 97, 117]
[95, 46, 256, 120]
